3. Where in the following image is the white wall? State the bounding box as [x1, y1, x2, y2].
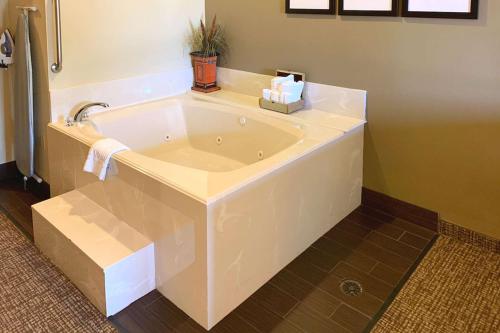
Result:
[0, 0, 204, 179]
[49, 0, 205, 89]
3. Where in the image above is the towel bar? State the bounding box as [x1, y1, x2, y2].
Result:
[51, 0, 62, 73]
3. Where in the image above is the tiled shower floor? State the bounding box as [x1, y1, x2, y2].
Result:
[0, 178, 437, 333]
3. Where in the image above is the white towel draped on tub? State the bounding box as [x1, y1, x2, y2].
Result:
[83, 138, 130, 181]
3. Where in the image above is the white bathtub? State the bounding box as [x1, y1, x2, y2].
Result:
[48, 92, 365, 329]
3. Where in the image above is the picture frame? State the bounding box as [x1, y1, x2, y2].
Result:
[402, 0, 479, 19]
[285, 0, 335, 15]
[339, 0, 398, 17]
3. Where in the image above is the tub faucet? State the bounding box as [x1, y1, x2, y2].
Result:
[74, 102, 110, 122]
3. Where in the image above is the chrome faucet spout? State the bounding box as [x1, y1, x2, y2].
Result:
[74, 102, 110, 122]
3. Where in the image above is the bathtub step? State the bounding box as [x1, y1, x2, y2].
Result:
[32, 190, 156, 317]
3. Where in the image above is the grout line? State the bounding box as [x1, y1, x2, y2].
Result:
[284, 268, 376, 319]
[368, 262, 379, 275]
[327, 234, 414, 270]
[361, 237, 418, 264]
[335, 222, 372, 239]
[335, 261, 394, 289]
[328, 260, 343, 275]
[282, 301, 300, 318]
[269, 273, 344, 312]
[359, 207, 436, 237]
[329, 316, 357, 333]
[311, 239, 381, 274]
[247, 287, 305, 328]
[313, 235, 410, 274]
[345, 214, 407, 241]
[275, 303, 307, 333]
[368, 230, 423, 257]
[329, 302, 373, 332]
[234, 312, 266, 333]
[327, 301, 343, 318]
[398, 233, 428, 251]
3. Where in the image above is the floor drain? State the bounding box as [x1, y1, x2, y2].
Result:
[340, 280, 363, 297]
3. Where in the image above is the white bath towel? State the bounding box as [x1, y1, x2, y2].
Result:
[271, 90, 281, 103]
[271, 75, 294, 91]
[262, 88, 272, 101]
[281, 92, 298, 104]
[83, 138, 130, 181]
[281, 80, 304, 103]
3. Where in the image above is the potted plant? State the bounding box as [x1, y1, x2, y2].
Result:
[188, 16, 227, 93]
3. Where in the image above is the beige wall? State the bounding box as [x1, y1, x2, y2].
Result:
[1, 0, 52, 179]
[0, 0, 14, 164]
[49, 0, 205, 89]
[206, 0, 500, 239]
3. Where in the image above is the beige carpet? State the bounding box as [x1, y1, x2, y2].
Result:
[372, 236, 500, 333]
[0, 212, 116, 333]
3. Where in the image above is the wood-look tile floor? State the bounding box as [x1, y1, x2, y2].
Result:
[0, 178, 437, 333]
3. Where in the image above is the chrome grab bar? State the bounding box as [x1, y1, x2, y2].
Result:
[51, 0, 62, 73]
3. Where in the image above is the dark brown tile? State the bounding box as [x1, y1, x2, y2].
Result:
[313, 234, 349, 253]
[399, 232, 429, 250]
[358, 206, 436, 239]
[235, 297, 302, 333]
[390, 218, 436, 240]
[286, 255, 328, 285]
[251, 283, 298, 317]
[369, 263, 405, 287]
[0, 190, 28, 212]
[136, 290, 164, 308]
[146, 298, 205, 333]
[334, 218, 372, 238]
[355, 241, 413, 273]
[331, 304, 371, 333]
[356, 205, 394, 223]
[342, 251, 379, 273]
[211, 312, 259, 333]
[270, 270, 341, 317]
[318, 273, 383, 317]
[298, 246, 343, 272]
[366, 231, 421, 260]
[312, 237, 377, 273]
[324, 228, 365, 249]
[15, 190, 43, 207]
[111, 302, 171, 333]
[9, 205, 34, 237]
[345, 211, 405, 239]
[331, 262, 393, 300]
[286, 303, 351, 333]
[361, 188, 439, 231]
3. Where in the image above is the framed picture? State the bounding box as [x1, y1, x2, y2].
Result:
[286, 0, 335, 15]
[402, 0, 479, 19]
[339, 0, 398, 16]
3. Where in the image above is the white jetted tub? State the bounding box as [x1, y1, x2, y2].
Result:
[47, 92, 365, 329]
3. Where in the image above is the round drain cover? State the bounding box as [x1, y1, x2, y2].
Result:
[340, 280, 363, 297]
